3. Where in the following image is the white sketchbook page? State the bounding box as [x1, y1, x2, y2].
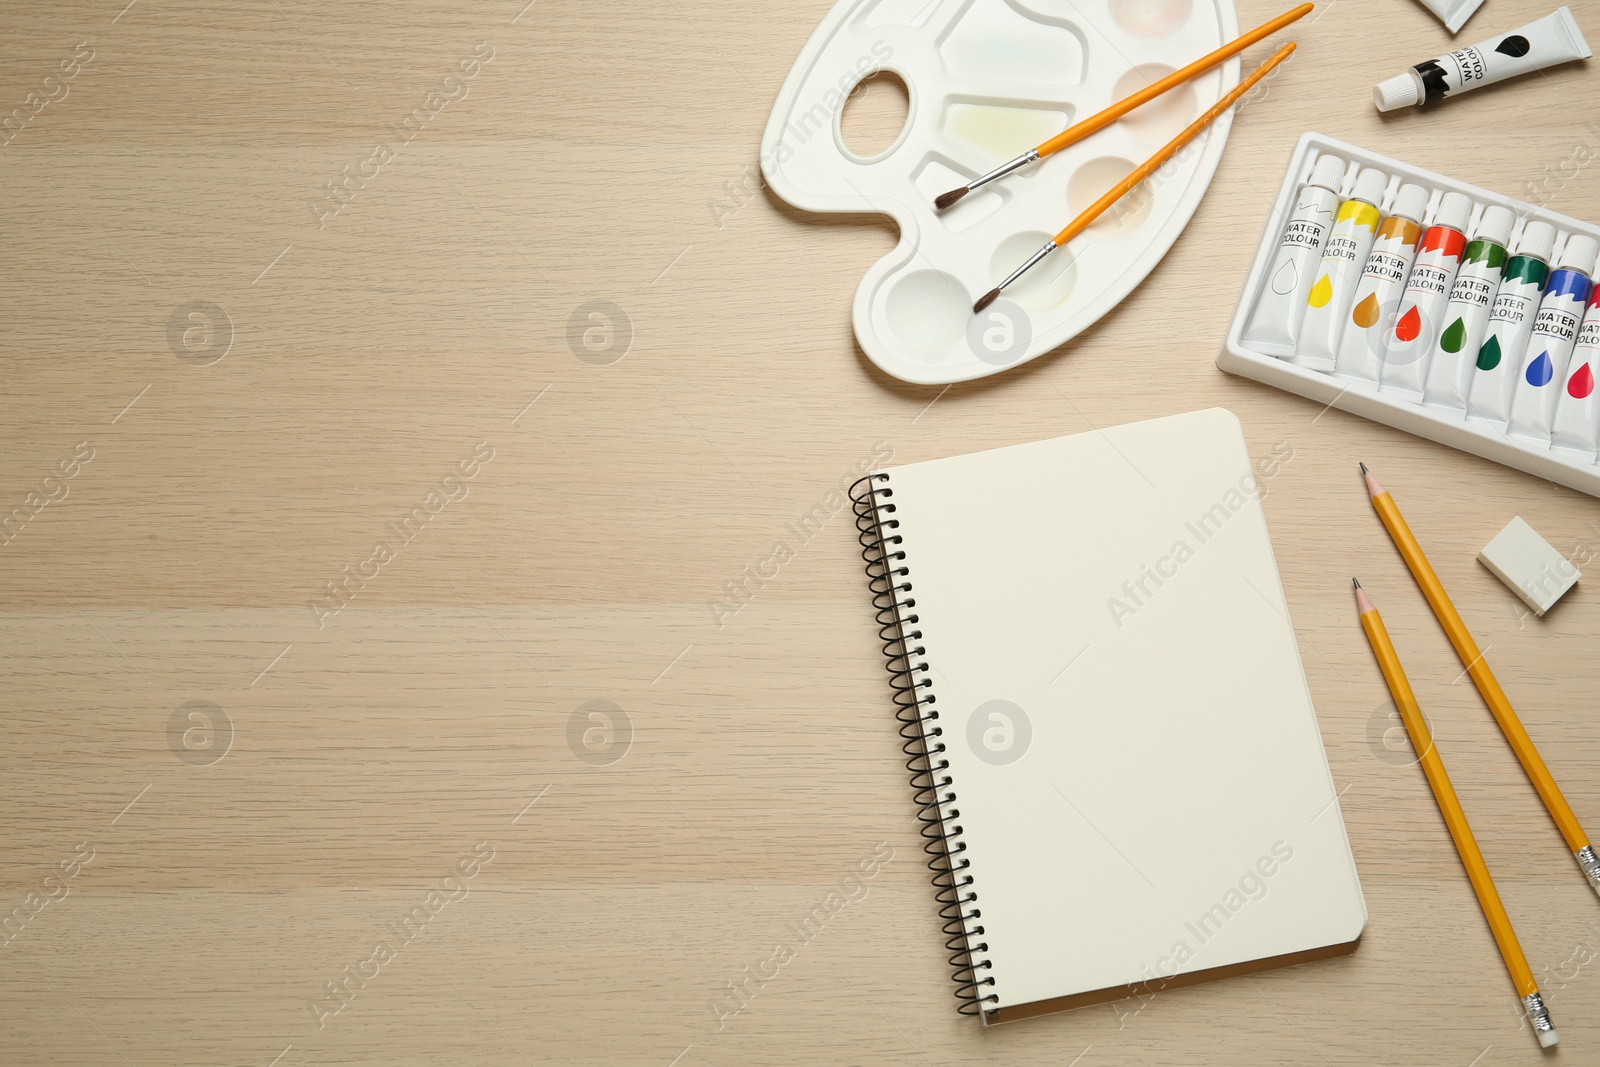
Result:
[881, 408, 1365, 1011]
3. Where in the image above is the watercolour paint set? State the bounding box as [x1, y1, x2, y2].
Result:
[1220, 132, 1600, 500]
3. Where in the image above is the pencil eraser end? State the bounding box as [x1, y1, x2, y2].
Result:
[1537, 1026, 1559, 1048]
[1478, 516, 1579, 617]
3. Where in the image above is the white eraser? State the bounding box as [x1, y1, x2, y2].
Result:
[1537, 1026, 1560, 1048]
[1477, 516, 1579, 617]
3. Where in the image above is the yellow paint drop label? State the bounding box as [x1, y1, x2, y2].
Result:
[1307, 274, 1333, 308]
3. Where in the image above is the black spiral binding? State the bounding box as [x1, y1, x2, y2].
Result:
[851, 473, 997, 1020]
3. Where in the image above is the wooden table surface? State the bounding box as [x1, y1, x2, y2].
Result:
[4, 0, 1600, 1063]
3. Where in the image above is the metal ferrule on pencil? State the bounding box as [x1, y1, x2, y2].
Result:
[1576, 845, 1600, 897]
[968, 148, 1040, 193]
[995, 240, 1056, 293]
[1522, 991, 1555, 1038]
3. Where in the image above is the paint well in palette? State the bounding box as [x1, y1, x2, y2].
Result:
[1110, 0, 1193, 38]
[942, 102, 1070, 159]
[1111, 64, 1199, 142]
[1068, 156, 1153, 233]
[938, 0, 1086, 82]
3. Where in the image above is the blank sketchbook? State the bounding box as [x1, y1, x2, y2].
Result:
[851, 408, 1365, 1024]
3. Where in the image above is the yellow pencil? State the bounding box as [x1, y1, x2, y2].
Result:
[1361, 462, 1600, 899]
[1354, 579, 1558, 1048]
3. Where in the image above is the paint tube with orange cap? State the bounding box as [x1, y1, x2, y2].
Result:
[1333, 183, 1429, 383]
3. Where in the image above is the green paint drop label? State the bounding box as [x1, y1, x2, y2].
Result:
[1477, 334, 1501, 370]
[1440, 317, 1466, 353]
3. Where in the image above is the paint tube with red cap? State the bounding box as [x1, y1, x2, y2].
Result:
[1549, 288, 1600, 456]
[1381, 192, 1473, 399]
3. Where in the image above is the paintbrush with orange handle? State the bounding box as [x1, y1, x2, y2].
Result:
[934, 3, 1311, 211]
[973, 42, 1293, 314]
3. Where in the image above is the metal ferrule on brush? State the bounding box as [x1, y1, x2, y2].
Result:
[1523, 991, 1555, 1037]
[968, 148, 1040, 193]
[995, 240, 1056, 293]
[1576, 845, 1600, 896]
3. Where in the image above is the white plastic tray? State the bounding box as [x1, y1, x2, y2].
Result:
[1218, 132, 1600, 499]
[762, 0, 1240, 385]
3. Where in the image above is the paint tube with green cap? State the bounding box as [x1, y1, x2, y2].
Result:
[1291, 166, 1388, 372]
[1421, 205, 1515, 410]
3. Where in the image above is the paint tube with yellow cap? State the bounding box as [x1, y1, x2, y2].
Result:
[1291, 167, 1388, 372]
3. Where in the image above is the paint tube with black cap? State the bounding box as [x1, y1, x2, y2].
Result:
[1374, 7, 1591, 112]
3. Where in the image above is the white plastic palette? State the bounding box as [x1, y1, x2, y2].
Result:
[1219, 133, 1600, 500]
[761, 0, 1240, 385]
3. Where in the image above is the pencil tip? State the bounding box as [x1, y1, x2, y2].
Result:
[1352, 578, 1360, 589]
[973, 288, 1000, 314]
[934, 187, 968, 211]
[1358, 461, 1368, 474]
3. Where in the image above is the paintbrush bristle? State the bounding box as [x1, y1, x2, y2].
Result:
[972, 288, 1000, 315]
[934, 187, 968, 211]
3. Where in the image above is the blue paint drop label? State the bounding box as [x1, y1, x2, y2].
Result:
[1526, 351, 1553, 386]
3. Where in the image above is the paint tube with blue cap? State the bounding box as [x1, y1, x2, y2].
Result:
[1374, 7, 1591, 112]
[1507, 235, 1599, 443]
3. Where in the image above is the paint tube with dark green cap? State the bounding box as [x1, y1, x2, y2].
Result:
[1467, 221, 1555, 425]
[1421, 205, 1515, 410]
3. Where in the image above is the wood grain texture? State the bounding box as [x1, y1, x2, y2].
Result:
[2, 0, 1599, 1063]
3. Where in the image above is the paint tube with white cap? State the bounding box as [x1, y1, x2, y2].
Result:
[1243, 153, 1346, 357]
[1421, 205, 1515, 410]
[1507, 234, 1599, 442]
[1381, 192, 1475, 399]
[1291, 166, 1388, 372]
[1334, 183, 1430, 383]
[1467, 221, 1556, 425]
[1374, 7, 1592, 112]
[1411, 0, 1484, 35]
[1549, 286, 1600, 455]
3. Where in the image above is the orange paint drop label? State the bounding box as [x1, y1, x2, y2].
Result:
[1394, 304, 1421, 342]
[1307, 274, 1333, 308]
[1352, 292, 1380, 328]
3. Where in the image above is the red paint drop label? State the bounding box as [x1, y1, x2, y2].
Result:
[1569, 362, 1595, 399]
[1394, 304, 1421, 342]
